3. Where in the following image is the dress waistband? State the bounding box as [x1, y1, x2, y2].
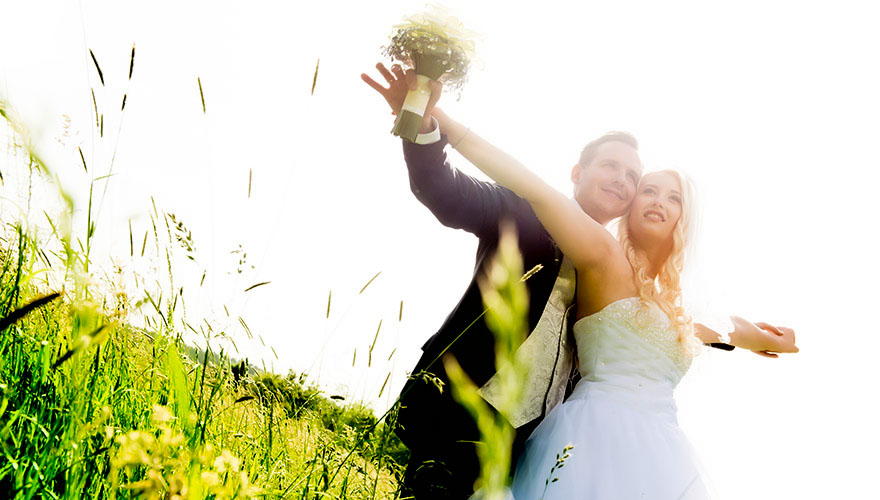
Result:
[569, 379, 679, 424]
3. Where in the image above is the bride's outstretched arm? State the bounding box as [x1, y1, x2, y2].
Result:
[695, 319, 798, 357]
[433, 108, 620, 269]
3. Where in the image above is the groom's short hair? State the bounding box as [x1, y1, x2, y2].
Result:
[578, 131, 639, 168]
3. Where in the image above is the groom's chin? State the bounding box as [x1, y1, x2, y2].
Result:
[598, 195, 632, 219]
[579, 198, 627, 225]
[599, 203, 630, 223]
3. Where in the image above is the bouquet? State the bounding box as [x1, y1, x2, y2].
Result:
[384, 9, 476, 141]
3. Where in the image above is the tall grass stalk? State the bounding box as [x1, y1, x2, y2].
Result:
[445, 224, 530, 500]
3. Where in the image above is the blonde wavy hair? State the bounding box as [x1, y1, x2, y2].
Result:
[617, 170, 700, 352]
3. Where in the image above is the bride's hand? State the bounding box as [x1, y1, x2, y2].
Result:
[750, 323, 798, 358]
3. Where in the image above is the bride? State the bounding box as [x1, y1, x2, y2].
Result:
[413, 91, 794, 497]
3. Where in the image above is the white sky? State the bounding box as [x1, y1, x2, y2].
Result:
[2, 0, 879, 498]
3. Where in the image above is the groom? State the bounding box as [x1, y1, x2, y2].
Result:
[362, 63, 796, 500]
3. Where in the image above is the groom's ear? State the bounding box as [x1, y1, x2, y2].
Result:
[571, 163, 583, 185]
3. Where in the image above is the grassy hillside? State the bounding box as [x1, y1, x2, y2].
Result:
[0, 209, 410, 500]
[0, 102, 410, 499]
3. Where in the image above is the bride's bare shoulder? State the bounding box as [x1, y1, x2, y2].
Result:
[574, 242, 637, 316]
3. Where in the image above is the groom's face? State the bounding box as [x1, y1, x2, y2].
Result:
[571, 141, 642, 224]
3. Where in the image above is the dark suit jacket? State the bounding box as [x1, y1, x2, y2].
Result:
[395, 135, 568, 455]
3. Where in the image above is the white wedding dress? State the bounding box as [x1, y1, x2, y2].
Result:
[509, 297, 711, 500]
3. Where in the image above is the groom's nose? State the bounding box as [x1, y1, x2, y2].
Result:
[610, 172, 628, 193]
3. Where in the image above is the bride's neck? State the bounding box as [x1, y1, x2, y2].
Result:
[633, 244, 670, 279]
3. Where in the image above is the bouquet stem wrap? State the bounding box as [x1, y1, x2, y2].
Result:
[393, 75, 432, 141]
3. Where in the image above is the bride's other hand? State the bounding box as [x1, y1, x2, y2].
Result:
[751, 323, 798, 358]
[696, 318, 798, 357]
[361, 62, 442, 134]
[728, 318, 797, 358]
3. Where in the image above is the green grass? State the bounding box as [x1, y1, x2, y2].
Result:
[0, 96, 408, 499]
[0, 218, 407, 499]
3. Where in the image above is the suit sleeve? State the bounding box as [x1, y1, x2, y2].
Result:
[402, 135, 527, 238]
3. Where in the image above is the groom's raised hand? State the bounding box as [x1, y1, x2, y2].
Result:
[361, 63, 410, 115]
[361, 62, 442, 134]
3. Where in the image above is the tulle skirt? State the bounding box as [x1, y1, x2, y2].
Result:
[509, 381, 711, 500]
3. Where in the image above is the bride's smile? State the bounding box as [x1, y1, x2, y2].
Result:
[626, 171, 684, 248]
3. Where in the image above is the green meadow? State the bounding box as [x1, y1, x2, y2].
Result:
[0, 132, 406, 500]
[0, 50, 413, 496]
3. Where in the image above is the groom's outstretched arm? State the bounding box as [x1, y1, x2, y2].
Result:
[363, 63, 531, 238]
[402, 134, 530, 237]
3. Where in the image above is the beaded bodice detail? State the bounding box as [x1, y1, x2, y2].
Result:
[572, 297, 697, 387]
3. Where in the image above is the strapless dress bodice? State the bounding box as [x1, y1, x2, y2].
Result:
[572, 297, 698, 394]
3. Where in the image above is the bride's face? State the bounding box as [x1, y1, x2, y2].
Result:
[626, 172, 683, 248]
